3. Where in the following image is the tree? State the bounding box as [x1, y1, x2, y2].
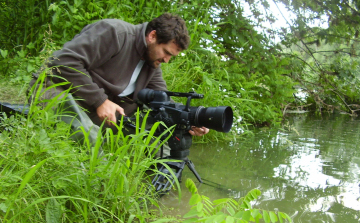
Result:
[244, 0, 360, 114]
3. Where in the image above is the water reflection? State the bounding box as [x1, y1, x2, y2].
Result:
[159, 113, 360, 222]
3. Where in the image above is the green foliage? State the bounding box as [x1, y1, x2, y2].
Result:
[0, 74, 181, 222]
[162, 1, 297, 127]
[0, 47, 41, 84]
[183, 179, 292, 223]
[47, 0, 165, 45]
[0, 0, 52, 55]
[243, 0, 360, 114]
[3, 0, 360, 119]
[0, 0, 299, 127]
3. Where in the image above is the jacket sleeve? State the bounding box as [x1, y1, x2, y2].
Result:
[49, 20, 124, 108]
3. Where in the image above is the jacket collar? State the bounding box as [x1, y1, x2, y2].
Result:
[136, 22, 148, 58]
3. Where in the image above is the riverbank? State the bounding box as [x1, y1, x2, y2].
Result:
[0, 76, 295, 222]
[0, 77, 28, 104]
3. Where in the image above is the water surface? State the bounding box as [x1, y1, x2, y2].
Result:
[160, 113, 360, 222]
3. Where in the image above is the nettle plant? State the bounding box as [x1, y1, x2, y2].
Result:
[183, 179, 292, 223]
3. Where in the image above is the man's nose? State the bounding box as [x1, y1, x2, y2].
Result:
[163, 55, 171, 63]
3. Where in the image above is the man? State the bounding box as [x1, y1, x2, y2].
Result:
[32, 13, 208, 145]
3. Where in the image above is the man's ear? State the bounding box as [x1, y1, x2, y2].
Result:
[147, 30, 157, 43]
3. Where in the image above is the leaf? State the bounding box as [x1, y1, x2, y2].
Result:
[204, 215, 217, 223]
[272, 54, 277, 65]
[186, 178, 198, 194]
[241, 210, 252, 221]
[213, 198, 230, 205]
[26, 42, 35, 49]
[255, 212, 263, 222]
[233, 210, 244, 219]
[197, 202, 203, 212]
[251, 209, 260, 219]
[280, 212, 292, 222]
[240, 200, 250, 209]
[183, 208, 199, 218]
[263, 210, 270, 223]
[106, 6, 115, 16]
[0, 203, 7, 213]
[203, 75, 213, 86]
[73, 15, 83, 21]
[269, 211, 278, 222]
[27, 64, 35, 72]
[227, 206, 235, 216]
[189, 194, 202, 206]
[225, 216, 235, 223]
[182, 218, 198, 223]
[14, 159, 48, 198]
[212, 212, 226, 222]
[0, 49, 8, 58]
[17, 50, 26, 58]
[250, 189, 261, 199]
[278, 212, 284, 223]
[46, 199, 62, 223]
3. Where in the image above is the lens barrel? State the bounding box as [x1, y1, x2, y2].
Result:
[192, 106, 233, 133]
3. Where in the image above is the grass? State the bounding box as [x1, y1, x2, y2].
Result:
[0, 76, 28, 104]
[0, 74, 293, 223]
[0, 73, 182, 222]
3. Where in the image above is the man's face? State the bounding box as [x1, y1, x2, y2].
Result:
[144, 31, 182, 68]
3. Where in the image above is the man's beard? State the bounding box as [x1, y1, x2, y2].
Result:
[143, 45, 162, 69]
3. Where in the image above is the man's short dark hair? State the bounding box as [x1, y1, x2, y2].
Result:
[146, 13, 190, 50]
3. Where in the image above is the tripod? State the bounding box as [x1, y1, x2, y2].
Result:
[122, 115, 203, 193]
[151, 129, 203, 193]
[152, 158, 202, 192]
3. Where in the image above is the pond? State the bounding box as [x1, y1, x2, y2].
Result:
[159, 113, 360, 222]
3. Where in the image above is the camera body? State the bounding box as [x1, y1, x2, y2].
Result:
[137, 89, 233, 159]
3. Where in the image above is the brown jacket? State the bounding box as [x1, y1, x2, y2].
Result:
[49, 19, 168, 115]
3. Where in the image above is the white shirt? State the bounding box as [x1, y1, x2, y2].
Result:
[118, 60, 145, 97]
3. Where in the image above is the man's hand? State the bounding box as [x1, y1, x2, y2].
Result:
[96, 99, 125, 125]
[189, 126, 210, 137]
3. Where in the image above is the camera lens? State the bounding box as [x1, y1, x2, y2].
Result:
[193, 106, 233, 133]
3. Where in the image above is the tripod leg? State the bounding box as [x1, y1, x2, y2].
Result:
[185, 160, 203, 183]
[152, 161, 186, 193]
[160, 145, 163, 158]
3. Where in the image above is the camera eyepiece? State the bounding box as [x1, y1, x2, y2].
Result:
[137, 88, 155, 103]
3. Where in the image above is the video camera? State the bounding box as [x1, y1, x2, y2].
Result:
[125, 89, 233, 193]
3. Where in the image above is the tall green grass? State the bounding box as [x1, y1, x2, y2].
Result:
[0, 72, 181, 222]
